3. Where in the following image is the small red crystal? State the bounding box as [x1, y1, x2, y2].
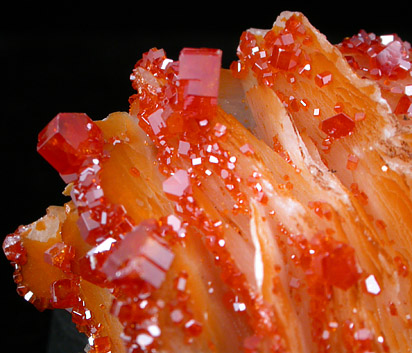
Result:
[270, 47, 299, 71]
[44, 242, 75, 273]
[148, 109, 167, 135]
[184, 319, 203, 337]
[93, 336, 112, 353]
[240, 143, 254, 155]
[102, 221, 174, 288]
[2, 233, 27, 265]
[162, 169, 191, 197]
[315, 71, 333, 87]
[322, 241, 360, 290]
[320, 113, 355, 139]
[376, 40, 411, 76]
[394, 94, 412, 116]
[50, 278, 80, 309]
[37, 113, 104, 176]
[77, 203, 134, 245]
[77, 210, 103, 242]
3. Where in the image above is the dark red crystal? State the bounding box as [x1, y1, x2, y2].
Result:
[102, 221, 174, 288]
[320, 113, 355, 139]
[37, 113, 104, 176]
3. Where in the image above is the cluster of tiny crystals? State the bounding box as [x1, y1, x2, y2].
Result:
[4, 109, 180, 353]
[230, 14, 392, 353]
[338, 30, 412, 120]
[230, 14, 361, 156]
[129, 47, 286, 352]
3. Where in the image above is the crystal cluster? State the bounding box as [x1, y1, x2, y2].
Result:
[338, 30, 412, 122]
[129, 47, 280, 341]
[229, 12, 411, 352]
[3, 11, 412, 353]
[231, 15, 364, 153]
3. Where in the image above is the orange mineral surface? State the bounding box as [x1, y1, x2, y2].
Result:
[3, 11, 412, 353]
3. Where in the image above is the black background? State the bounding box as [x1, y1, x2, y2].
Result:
[2, 3, 412, 352]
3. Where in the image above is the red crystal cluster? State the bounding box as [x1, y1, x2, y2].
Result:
[338, 30, 412, 121]
[71, 159, 135, 246]
[3, 13, 411, 353]
[6, 109, 184, 352]
[339, 31, 411, 80]
[6, 47, 250, 353]
[231, 15, 359, 150]
[129, 47, 284, 345]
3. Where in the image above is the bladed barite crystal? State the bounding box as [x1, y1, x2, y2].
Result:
[3, 11, 412, 353]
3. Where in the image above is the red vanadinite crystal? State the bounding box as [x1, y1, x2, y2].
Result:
[375, 39, 411, 77]
[37, 113, 104, 176]
[44, 242, 75, 273]
[50, 278, 80, 309]
[71, 157, 135, 245]
[321, 241, 360, 290]
[92, 336, 112, 353]
[394, 94, 412, 116]
[270, 47, 299, 71]
[184, 319, 203, 337]
[162, 169, 191, 197]
[2, 233, 27, 265]
[178, 48, 222, 98]
[339, 30, 412, 111]
[314, 71, 333, 87]
[102, 221, 174, 289]
[320, 113, 355, 139]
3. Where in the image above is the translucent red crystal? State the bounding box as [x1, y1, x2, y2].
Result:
[50, 278, 80, 309]
[315, 71, 333, 87]
[375, 39, 411, 77]
[338, 29, 412, 125]
[270, 47, 299, 71]
[37, 113, 104, 176]
[162, 169, 191, 197]
[320, 113, 355, 139]
[2, 233, 27, 265]
[321, 240, 360, 290]
[184, 319, 203, 337]
[394, 94, 412, 116]
[178, 48, 222, 98]
[44, 242, 75, 273]
[147, 109, 167, 135]
[93, 336, 112, 353]
[102, 221, 174, 289]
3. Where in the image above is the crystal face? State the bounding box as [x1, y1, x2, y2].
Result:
[162, 169, 191, 197]
[321, 241, 360, 290]
[394, 94, 412, 116]
[178, 48, 222, 97]
[44, 242, 75, 273]
[315, 71, 333, 87]
[320, 113, 355, 139]
[37, 113, 104, 175]
[50, 278, 80, 309]
[102, 221, 174, 288]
